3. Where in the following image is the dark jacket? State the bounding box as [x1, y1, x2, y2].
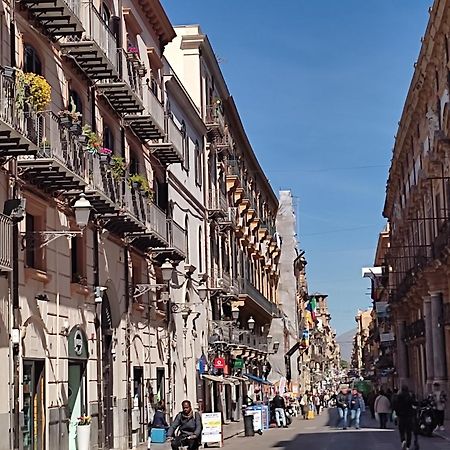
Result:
[152, 410, 168, 428]
[167, 412, 202, 438]
[350, 394, 363, 411]
[272, 395, 285, 409]
[336, 392, 349, 409]
[393, 391, 415, 418]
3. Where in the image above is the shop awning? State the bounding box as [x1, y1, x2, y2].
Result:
[202, 374, 224, 383]
[243, 373, 273, 386]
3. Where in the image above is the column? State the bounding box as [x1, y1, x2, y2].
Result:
[396, 319, 408, 386]
[424, 296, 434, 390]
[430, 292, 446, 381]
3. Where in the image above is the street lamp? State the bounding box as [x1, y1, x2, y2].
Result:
[267, 334, 273, 346]
[247, 316, 255, 331]
[73, 193, 92, 230]
[231, 306, 240, 321]
[161, 259, 174, 283]
[198, 286, 208, 302]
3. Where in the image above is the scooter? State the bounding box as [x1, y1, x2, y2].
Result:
[416, 398, 437, 437]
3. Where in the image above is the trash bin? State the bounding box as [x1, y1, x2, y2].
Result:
[244, 414, 255, 437]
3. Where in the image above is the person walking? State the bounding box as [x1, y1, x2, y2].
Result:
[314, 394, 321, 416]
[272, 392, 288, 428]
[432, 382, 447, 431]
[299, 391, 308, 419]
[349, 389, 364, 429]
[367, 389, 376, 419]
[336, 386, 350, 430]
[374, 390, 391, 429]
[167, 400, 202, 450]
[392, 386, 416, 450]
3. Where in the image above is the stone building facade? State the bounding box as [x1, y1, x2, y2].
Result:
[381, 0, 450, 405]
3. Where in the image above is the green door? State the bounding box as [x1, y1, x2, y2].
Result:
[68, 362, 85, 450]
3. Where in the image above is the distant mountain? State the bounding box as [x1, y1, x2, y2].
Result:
[336, 329, 356, 363]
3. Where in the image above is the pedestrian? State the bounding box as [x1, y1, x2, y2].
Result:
[392, 386, 416, 450]
[374, 390, 391, 429]
[367, 389, 376, 419]
[152, 401, 169, 429]
[167, 400, 202, 450]
[314, 394, 321, 415]
[432, 382, 447, 431]
[272, 392, 288, 428]
[336, 386, 350, 430]
[299, 391, 308, 419]
[349, 389, 364, 429]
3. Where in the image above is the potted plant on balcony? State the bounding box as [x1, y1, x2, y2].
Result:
[16, 71, 51, 112]
[81, 125, 102, 154]
[99, 147, 113, 163]
[110, 155, 126, 181]
[128, 173, 152, 197]
[58, 99, 82, 129]
[76, 415, 91, 450]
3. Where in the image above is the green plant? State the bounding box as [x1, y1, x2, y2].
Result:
[77, 415, 91, 426]
[110, 156, 126, 180]
[59, 97, 82, 123]
[128, 173, 152, 195]
[16, 71, 51, 112]
[82, 125, 102, 153]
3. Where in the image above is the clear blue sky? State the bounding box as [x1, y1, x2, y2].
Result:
[161, 0, 431, 335]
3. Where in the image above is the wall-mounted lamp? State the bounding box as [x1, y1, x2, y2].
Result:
[247, 316, 255, 331]
[60, 320, 70, 336]
[231, 306, 240, 321]
[267, 334, 273, 346]
[198, 286, 208, 302]
[161, 259, 174, 283]
[94, 286, 107, 304]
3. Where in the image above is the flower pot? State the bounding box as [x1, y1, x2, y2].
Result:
[3, 67, 14, 78]
[99, 154, 111, 164]
[78, 134, 88, 145]
[76, 424, 91, 450]
[59, 116, 72, 127]
[70, 123, 82, 136]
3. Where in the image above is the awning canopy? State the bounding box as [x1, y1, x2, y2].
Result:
[202, 374, 224, 383]
[243, 373, 273, 386]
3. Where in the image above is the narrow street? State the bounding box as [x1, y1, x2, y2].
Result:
[220, 410, 450, 450]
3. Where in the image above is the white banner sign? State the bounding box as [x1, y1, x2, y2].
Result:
[201, 412, 222, 446]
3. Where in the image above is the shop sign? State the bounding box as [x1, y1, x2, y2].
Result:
[380, 332, 395, 342]
[201, 412, 222, 445]
[213, 357, 225, 369]
[68, 326, 88, 359]
[233, 359, 244, 369]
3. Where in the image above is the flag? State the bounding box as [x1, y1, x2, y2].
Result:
[306, 296, 317, 322]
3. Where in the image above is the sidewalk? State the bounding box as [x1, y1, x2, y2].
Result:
[137, 420, 245, 450]
[433, 419, 450, 442]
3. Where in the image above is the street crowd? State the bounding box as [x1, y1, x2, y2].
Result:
[146, 383, 447, 450]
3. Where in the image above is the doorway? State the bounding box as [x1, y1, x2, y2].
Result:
[22, 360, 45, 450]
[133, 367, 145, 444]
[102, 294, 114, 449]
[68, 362, 87, 450]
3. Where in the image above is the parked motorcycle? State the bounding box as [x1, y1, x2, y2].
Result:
[416, 398, 437, 437]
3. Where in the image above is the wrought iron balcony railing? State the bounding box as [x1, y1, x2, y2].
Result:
[0, 213, 12, 271]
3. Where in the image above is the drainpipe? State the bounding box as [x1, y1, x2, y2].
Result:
[124, 244, 132, 449]
[93, 224, 104, 449]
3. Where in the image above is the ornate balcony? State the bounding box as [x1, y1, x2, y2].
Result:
[404, 319, 425, 341]
[205, 103, 225, 138]
[20, 0, 84, 39]
[148, 117, 183, 165]
[207, 189, 228, 219]
[96, 50, 144, 116]
[60, 1, 119, 80]
[0, 68, 39, 159]
[0, 213, 12, 272]
[126, 88, 165, 143]
[238, 279, 278, 319]
[210, 321, 268, 352]
[17, 112, 88, 194]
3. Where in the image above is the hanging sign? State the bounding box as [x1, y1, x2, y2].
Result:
[214, 357, 225, 369]
[233, 359, 244, 369]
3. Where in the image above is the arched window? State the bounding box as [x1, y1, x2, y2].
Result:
[24, 45, 42, 75]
